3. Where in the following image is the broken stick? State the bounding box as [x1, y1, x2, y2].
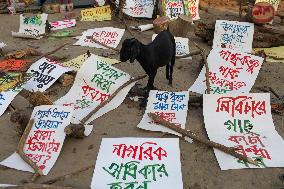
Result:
[148, 112, 258, 166]
[176, 49, 202, 59]
[16, 119, 43, 181]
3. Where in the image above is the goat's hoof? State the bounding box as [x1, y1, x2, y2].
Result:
[139, 98, 147, 108]
[168, 82, 173, 86]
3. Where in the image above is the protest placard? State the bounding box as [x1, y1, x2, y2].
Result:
[189, 48, 264, 94]
[0, 105, 73, 175]
[203, 93, 284, 170]
[55, 54, 131, 124]
[90, 138, 183, 189]
[120, 0, 155, 18]
[12, 14, 48, 39]
[0, 59, 30, 71]
[74, 27, 125, 49]
[163, 0, 185, 19]
[81, 5, 112, 21]
[213, 20, 254, 52]
[24, 57, 71, 92]
[137, 90, 189, 136]
[184, 0, 200, 20]
[50, 19, 76, 30]
[0, 72, 31, 93]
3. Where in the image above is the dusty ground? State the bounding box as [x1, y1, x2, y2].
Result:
[0, 1, 284, 189]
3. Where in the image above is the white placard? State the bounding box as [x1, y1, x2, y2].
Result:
[24, 57, 71, 92]
[119, 0, 155, 18]
[0, 105, 73, 175]
[189, 48, 263, 94]
[137, 90, 189, 136]
[213, 20, 254, 53]
[74, 27, 125, 49]
[203, 93, 284, 170]
[50, 19, 76, 30]
[55, 54, 131, 124]
[152, 34, 191, 59]
[90, 138, 183, 189]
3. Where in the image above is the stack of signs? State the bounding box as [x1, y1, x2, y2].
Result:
[163, 0, 200, 20]
[0, 59, 30, 72]
[189, 48, 264, 94]
[0, 73, 31, 116]
[24, 58, 71, 92]
[12, 14, 48, 39]
[62, 53, 120, 72]
[74, 27, 125, 49]
[55, 54, 132, 124]
[212, 20, 254, 53]
[203, 93, 284, 169]
[50, 19, 76, 31]
[152, 34, 191, 59]
[117, 0, 155, 18]
[137, 90, 189, 137]
[0, 105, 73, 174]
[81, 5, 112, 21]
[90, 138, 183, 189]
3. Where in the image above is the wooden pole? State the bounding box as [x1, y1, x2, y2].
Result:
[148, 112, 258, 166]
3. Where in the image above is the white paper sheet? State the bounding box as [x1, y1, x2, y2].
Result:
[152, 34, 191, 59]
[137, 90, 189, 136]
[90, 138, 183, 189]
[24, 57, 71, 92]
[119, 0, 155, 18]
[185, 0, 200, 20]
[0, 105, 73, 175]
[74, 27, 125, 49]
[50, 19, 76, 30]
[203, 93, 284, 170]
[213, 20, 254, 53]
[55, 54, 131, 124]
[189, 48, 263, 94]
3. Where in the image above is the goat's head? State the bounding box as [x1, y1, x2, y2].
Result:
[120, 38, 140, 63]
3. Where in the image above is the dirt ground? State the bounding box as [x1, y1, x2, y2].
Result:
[0, 1, 284, 189]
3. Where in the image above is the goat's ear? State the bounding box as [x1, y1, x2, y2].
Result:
[130, 41, 139, 63]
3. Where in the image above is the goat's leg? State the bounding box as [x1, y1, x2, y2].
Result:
[166, 64, 169, 80]
[169, 57, 175, 85]
[140, 70, 157, 107]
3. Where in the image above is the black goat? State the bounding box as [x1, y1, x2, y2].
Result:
[120, 29, 176, 107]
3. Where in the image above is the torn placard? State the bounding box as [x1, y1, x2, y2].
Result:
[0, 105, 73, 175]
[117, 0, 155, 18]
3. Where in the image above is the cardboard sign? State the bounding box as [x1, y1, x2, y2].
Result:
[184, 0, 200, 20]
[189, 48, 264, 94]
[55, 54, 131, 124]
[137, 90, 189, 136]
[15, 14, 48, 38]
[50, 19, 76, 30]
[90, 138, 183, 189]
[152, 34, 191, 59]
[254, 46, 284, 64]
[81, 5, 112, 21]
[0, 72, 31, 93]
[0, 59, 30, 71]
[252, 2, 275, 24]
[0, 105, 73, 175]
[24, 58, 71, 92]
[213, 20, 254, 53]
[163, 0, 185, 19]
[203, 93, 284, 170]
[120, 0, 155, 18]
[74, 27, 125, 49]
[0, 76, 31, 116]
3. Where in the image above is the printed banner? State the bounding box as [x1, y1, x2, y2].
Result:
[16, 14, 48, 38]
[0, 105, 73, 175]
[0, 75, 31, 116]
[152, 34, 191, 59]
[50, 19, 76, 30]
[137, 90, 189, 136]
[90, 138, 183, 189]
[203, 93, 284, 170]
[55, 54, 131, 124]
[24, 57, 71, 92]
[74, 27, 125, 49]
[213, 20, 254, 53]
[0, 59, 30, 71]
[254, 46, 284, 64]
[81, 5, 112, 21]
[120, 0, 155, 18]
[189, 48, 264, 94]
